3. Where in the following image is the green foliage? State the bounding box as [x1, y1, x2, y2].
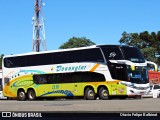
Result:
[59, 37, 96, 49]
[141, 47, 157, 63]
[0, 54, 4, 67]
[119, 31, 160, 65]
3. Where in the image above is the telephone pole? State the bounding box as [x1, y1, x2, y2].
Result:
[32, 0, 47, 52]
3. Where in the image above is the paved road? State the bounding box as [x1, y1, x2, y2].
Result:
[0, 98, 160, 112]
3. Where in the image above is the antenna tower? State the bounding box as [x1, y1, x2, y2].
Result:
[32, 0, 47, 52]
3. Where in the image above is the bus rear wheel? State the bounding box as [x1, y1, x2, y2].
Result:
[17, 90, 26, 101]
[84, 87, 96, 100]
[98, 87, 109, 100]
[27, 89, 36, 101]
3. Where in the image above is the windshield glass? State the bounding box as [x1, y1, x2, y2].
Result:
[127, 66, 149, 84]
[121, 46, 145, 63]
[100, 46, 124, 60]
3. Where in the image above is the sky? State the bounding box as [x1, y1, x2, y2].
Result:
[0, 0, 160, 55]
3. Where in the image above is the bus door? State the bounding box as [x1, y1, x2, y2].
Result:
[68, 73, 83, 96]
[108, 63, 127, 95]
[115, 64, 127, 95]
[73, 82, 83, 96]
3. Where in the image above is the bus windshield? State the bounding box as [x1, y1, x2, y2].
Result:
[121, 46, 145, 63]
[127, 66, 149, 84]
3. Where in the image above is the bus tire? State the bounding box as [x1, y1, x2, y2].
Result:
[27, 89, 36, 101]
[17, 90, 26, 101]
[84, 87, 96, 100]
[98, 87, 109, 100]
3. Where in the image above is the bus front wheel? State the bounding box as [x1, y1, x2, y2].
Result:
[27, 89, 36, 101]
[84, 87, 96, 100]
[98, 87, 109, 100]
[17, 90, 26, 101]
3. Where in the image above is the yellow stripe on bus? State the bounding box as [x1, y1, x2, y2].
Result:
[90, 64, 100, 72]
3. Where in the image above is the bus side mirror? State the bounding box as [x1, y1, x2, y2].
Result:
[146, 61, 158, 71]
[155, 67, 158, 71]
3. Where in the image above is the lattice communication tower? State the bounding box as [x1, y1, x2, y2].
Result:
[32, 0, 47, 52]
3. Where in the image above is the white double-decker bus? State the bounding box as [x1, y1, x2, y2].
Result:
[2, 45, 150, 100]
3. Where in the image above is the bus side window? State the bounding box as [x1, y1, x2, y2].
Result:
[60, 73, 66, 83]
[4, 78, 10, 85]
[4, 58, 13, 68]
[108, 63, 128, 81]
[107, 63, 117, 79]
[33, 75, 47, 84]
[92, 73, 105, 82]
[82, 48, 104, 62]
[53, 74, 60, 84]
[72, 72, 82, 82]
[65, 73, 73, 83]
[47, 74, 54, 84]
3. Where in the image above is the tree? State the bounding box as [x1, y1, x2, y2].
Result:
[0, 54, 4, 67]
[59, 37, 96, 49]
[141, 47, 156, 62]
[119, 31, 147, 49]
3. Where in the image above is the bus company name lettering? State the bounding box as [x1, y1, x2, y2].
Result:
[56, 65, 87, 72]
